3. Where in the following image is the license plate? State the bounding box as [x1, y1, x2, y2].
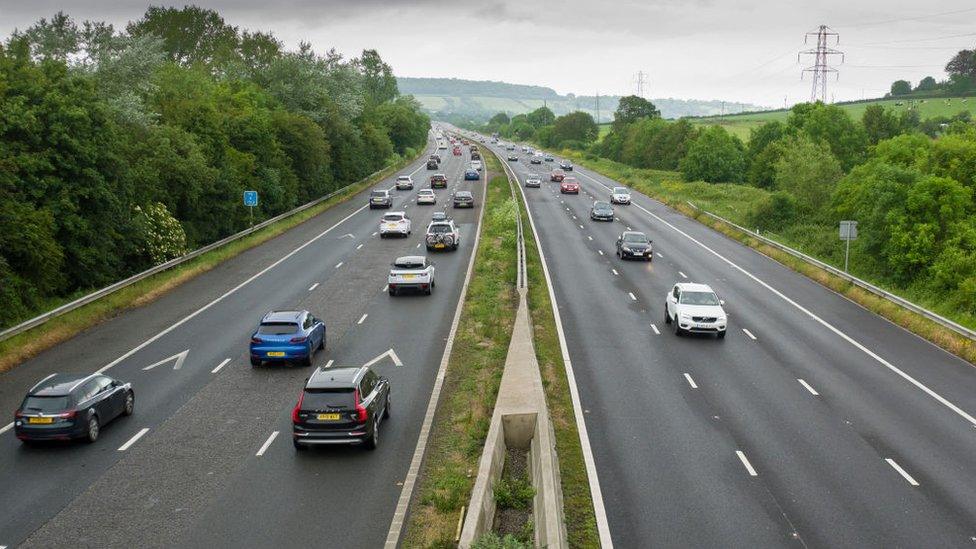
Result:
[317, 413, 340, 421]
[435, 243, 445, 248]
[386, 224, 397, 228]
[403, 274, 416, 279]
[267, 351, 286, 357]
[28, 417, 53, 424]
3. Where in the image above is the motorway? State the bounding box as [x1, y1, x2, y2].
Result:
[478, 136, 976, 548]
[0, 132, 485, 548]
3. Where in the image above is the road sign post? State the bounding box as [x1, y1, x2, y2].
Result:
[839, 220, 857, 272]
[243, 190, 258, 227]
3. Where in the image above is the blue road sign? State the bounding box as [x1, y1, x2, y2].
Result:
[243, 190, 258, 207]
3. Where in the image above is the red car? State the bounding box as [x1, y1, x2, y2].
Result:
[452, 146, 462, 156]
[560, 178, 580, 194]
[550, 169, 565, 182]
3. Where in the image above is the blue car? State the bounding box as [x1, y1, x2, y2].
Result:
[250, 310, 326, 367]
[464, 169, 480, 180]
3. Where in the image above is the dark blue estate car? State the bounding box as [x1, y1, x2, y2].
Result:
[464, 169, 480, 180]
[250, 310, 326, 367]
[15, 373, 134, 444]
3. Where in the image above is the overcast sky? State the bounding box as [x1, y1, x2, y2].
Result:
[2, 0, 974, 107]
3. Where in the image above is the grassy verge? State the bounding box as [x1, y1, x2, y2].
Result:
[403, 164, 520, 546]
[0, 157, 417, 374]
[516, 174, 601, 547]
[554, 149, 976, 365]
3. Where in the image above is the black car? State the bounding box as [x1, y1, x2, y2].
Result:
[453, 191, 475, 208]
[507, 154, 518, 161]
[590, 201, 615, 222]
[471, 151, 481, 161]
[369, 189, 392, 209]
[426, 159, 439, 170]
[616, 231, 653, 261]
[292, 366, 390, 450]
[430, 153, 442, 163]
[560, 161, 574, 171]
[15, 373, 134, 444]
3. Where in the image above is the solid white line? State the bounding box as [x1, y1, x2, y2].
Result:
[798, 378, 819, 396]
[356, 243, 364, 250]
[256, 431, 279, 456]
[88, 196, 375, 378]
[628, 292, 637, 301]
[325, 359, 334, 368]
[117, 428, 150, 452]
[886, 458, 919, 486]
[211, 358, 231, 374]
[678, 271, 688, 279]
[736, 450, 758, 476]
[335, 262, 343, 269]
[683, 373, 698, 388]
[742, 328, 757, 340]
[307, 282, 319, 291]
[357, 314, 367, 324]
[612, 269, 619, 276]
[386, 163, 488, 548]
[574, 166, 976, 429]
[651, 324, 660, 335]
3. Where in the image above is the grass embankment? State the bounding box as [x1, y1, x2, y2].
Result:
[691, 95, 976, 141]
[555, 150, 976, 365]
[0, 157, 417, 374]
[403, 160, 520, 545]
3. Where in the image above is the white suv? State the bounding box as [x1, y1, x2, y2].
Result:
[664, 283, 727, 338]
[396, 175, 414, 190]
[388, 255, 434, 296]
[611, 187, 631, 205]
[470, 160, 483, 172]
[425, 220, 460, 251]
[379, 211, 411, 238]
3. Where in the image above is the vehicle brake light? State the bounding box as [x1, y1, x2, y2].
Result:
[292, 389, 305, 423]
[354, 389, 368, 423]
[58, 410, 76, 419]
[14, 410, 23, 418]
[251, 337, 263, 344]
[290, 336, 307, 344]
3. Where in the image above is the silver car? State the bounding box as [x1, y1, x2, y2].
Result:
[525, 176, 542, 188]
[610, 187, 631, 205]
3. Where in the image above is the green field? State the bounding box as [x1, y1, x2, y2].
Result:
[692, 96, 976, 141]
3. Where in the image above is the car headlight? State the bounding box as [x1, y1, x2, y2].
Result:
[621, 246, 632, 252]
[679, 313, 692, 320]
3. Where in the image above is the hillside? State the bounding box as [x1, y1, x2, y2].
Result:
[691, 96, 976, 140]
[397, 77, 763, 121]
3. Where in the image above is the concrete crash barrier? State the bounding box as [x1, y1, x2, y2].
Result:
[459, 293, 568, 548]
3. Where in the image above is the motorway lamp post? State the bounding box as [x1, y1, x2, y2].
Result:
[839, 220, 857, 272]
[243, 190, 258, 228]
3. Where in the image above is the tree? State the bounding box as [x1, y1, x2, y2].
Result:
[127, 6, 238, 68]
[526, 106, 555, 128]
[746, 121, 786, 187]
[946, 47, 976, 79]
[679, 126, 745, 183]
[890, 80, 912, 96]
[786, 102, 867, 170]
[489, 112, 511, 126]
[646, 119, 698, 170]
[915, 76, 938, 92]
[613, 95, 660, 126]
[13, 11, 80, 61]
[773, 136, 843, 211]
[552, 111, 598, 145]
[862, 105, 904, 145]
[356, 49, 397, 107]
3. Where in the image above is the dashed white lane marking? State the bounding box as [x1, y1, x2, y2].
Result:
[626, 226, 632, 230]
[683, 373, 698, 388]
[118, 428, 150, 452]
[308, 283, 319, 292]
[886, 458, 919, 486]
[356, 243, 364, 250]
[736, 450, 758, 476]
[678, 271, 688, 279]
[742, 328, 757, 340]
[358, 314, 368, 325]
[372, 231, 378, 236]
[612, 269, 619, 276]
[211, 358, 231, 374]
[588, 236, 593, 241]
[656, 252, 663, 258]
[325, 359, 334, 368]
[628, 292, 637, 301]
[256, 431, 279, 457]
[416, 243, 422, 248]
[798, 379, 819, 396]
[572, 215, 577, 219]
[335, 262, 343, 269]
[651, 324, 660, 335]
[579, 224, 584, 229]
[598, 250, 604, 256]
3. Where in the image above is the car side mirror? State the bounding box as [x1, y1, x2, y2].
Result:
[719, 299, 726, 306]
[111, 380, 121, 388]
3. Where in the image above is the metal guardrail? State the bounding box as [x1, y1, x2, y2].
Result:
[487, 145, 527, 289]
[687, 201, 976, 341]
[0, 162, 407, 343]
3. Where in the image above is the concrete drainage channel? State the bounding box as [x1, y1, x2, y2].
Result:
[458, 146, 568, 548]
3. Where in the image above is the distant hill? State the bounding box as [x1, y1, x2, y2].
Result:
[396, 77, 764, 122]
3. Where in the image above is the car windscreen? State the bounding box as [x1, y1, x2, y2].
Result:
[614, 187, 628, 194]
[22, 395, 72, 413]
[383, 214, 403, 222]
[679, 291, 720, 306]
[302, 389, 355, 410]
[370, 191, 387, 197]
[428, 224, 451, 233]
[258, 322, 299, 335]
[623, 233, 648, 243]
[594, 202, 611, 209]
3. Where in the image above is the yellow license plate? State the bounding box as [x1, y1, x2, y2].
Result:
[435, 243, 445, 248]
[402, 274, 416, 279]
[28, 417, 53, 424]
[267, 351, 286, 357]
[317, 413, 340, 421]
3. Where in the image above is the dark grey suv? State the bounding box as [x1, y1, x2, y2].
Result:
[453, 191, 475, 208]
[292, 366, 390, 450]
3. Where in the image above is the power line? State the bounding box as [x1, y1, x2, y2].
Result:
[800, 25, 844, 103]
[838, 7, 976, 29]
[863, 31, 976, 45]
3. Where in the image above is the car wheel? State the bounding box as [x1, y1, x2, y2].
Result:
[616, 249, 621, 258]
[389, 287, 397, 296]
[250, 357, 261, 367]
[293, 439, 307, 451]
[664, 305, 671, 324]
[364, 422, 379, 451]
[123, 391, 135, 416]
[85, 415, 100, 443]
[383, 394, 391, 419]
[380, 233, 386, 239]
[302, 351, 313, 367]
[318, 336, 325, 351]
[718, 330, 727, 339]
[674, 318, 683, 337]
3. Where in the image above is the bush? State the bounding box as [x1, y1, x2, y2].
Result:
[679, 126, 745, 183]
[748, 191, 799, 232]
[471, 532, 533, 549]
[494, 476, 535, 510]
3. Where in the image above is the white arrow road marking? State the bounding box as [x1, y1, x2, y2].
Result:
[143, 349, 189, 371]
[211, 358, 231, 374]
[339, 233, 355, 239]
[118, 428, 150, 451]
[256, 431, 279, 456]
[363, 348, 404, 368]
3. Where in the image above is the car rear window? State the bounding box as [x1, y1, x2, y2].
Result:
[258, 322, 299, 335]
[370, 191, 387, 197]
[456, 192, 472, 198]
[22, 395, 72, 413]
[394, 258, 425, 269]
[428, 224, 451, 233]
[383, 214, 404, 221]
[302, 389, 355, 409]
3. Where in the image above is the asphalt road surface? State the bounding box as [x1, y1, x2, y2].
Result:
[0, 131, 486, 548]
[480, 135, 976, 548]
